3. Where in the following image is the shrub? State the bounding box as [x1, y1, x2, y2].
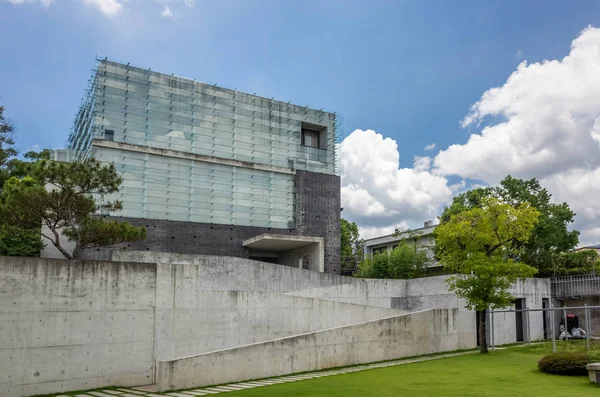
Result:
[537, 352, 591, 376]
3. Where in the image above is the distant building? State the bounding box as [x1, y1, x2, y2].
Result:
[47, 59, 342, 273]
[573, 244, 600, 254]
[363, 221, 441, 270]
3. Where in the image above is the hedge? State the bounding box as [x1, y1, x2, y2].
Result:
[538, 351, 598, 376]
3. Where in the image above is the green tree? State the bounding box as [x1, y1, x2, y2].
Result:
[439, 175, 579, 277]
[0, 106, 47, 257]
[0, 105, 17, 189]
[435, 197, 540, 354]
[341, 218, 363, 275]
[0, 159, 146, 259]
[356, 239, 430, 279]
[0, 227, 45, 257]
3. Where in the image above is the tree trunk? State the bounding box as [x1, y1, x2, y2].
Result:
[479, 308, 489, 354]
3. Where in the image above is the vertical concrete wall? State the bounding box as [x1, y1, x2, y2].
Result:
[157, 308, 475, 392]
[0, 254, 552, 396]
[0, 257, 156, 397]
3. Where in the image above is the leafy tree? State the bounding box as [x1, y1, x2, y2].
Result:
[356, 239, 430, 279]
[439, 175, 579, 277]
[0, 105, 17, 189]
[549, 250, 599, 276]
[0, 105, 47, 257]
[341, 218, 363, 275]
[435, 197, 540, 354]
[0, 227, 45, 257]
[0, 159, 146, 259]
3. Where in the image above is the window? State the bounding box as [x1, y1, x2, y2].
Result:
[105, 129, 114, 141]
[301, 128, 320, 148]
[373, 247, 386, 255]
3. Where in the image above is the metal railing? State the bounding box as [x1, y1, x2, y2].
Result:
[490, 304, 600, 353]
[551, 274, 600, 298]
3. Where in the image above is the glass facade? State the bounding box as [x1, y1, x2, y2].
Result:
[68, 60, 339, 229]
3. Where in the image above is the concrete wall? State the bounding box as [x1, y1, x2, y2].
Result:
[555, 296, 600, 336]
[157, 308, 475, 391]
[489, 277, 550, 345]
[0, 255, 399, 396]
[113, 251, 551, 346]
[151, 261, 401, 360]
[1, 253, 552, 396]
[0, 257, 156, 397]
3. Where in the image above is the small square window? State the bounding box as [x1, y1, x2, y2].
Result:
[301, 129, 320, 148]
[105, 129, 114, 141]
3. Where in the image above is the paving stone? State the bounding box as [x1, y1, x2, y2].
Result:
[90, 392, 124, 397]
[196, 390, 221, 395]
[75, 394, 95, 397]
[98, 391, 124, 396]
[118, 390, 147, 396]
[204, 388, 232, 393]
[225, 384, 256, 389]
[167, 393, 199, 397]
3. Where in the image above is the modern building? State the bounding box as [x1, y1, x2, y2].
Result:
[63, 59, 341, 273]
[363, 221, 441, 270]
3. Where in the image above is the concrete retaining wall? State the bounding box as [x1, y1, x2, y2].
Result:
[152, 260, 401, 360]
[1, 254, 552, 396]
[0, 257, 156, 397]
[157, 308, 475, 392]
[0, 256, 400, 396]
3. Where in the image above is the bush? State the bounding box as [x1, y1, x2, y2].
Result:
[537, 352, 592, 376]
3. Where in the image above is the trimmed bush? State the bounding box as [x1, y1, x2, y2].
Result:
[538, 352, 591, 376]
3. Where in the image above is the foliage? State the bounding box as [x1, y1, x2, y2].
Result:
[341, 218, 363, 275]
[438, 175, 579, 277]
[0, 105, 17, 189]
[0, 226, 44, 257]
[435, 197, 540, 353]
[537, 352, 597, 376]
[550, 250, 600, 276]
[356, 239, 430, 279]
[0, 158, 146, 259]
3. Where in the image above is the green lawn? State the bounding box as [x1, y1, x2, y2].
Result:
[223, 347, 598, 397]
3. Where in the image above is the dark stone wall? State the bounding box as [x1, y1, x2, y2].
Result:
[81, 170, 342, 274]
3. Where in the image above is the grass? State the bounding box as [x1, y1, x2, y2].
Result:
[32, 342, 600, 397]
[218, 347, 599, 397]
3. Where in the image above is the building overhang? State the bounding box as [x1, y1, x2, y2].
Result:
[243, 234, 323, 253]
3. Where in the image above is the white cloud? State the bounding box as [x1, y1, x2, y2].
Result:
[26, 144, 41, 152]
[6, 0, 52, 7]
[340, 129, 453, 234]
[83, 0, 124, 16]
[434, 26, 600, 244]
[424, 143, 436, 151]
[516, 49, 524, 59]
[160, 5, 173, 18]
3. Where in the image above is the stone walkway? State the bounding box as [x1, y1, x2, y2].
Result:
[52, 350, 476, 397]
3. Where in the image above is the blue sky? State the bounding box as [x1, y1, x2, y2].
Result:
[2, 0, 600, 243]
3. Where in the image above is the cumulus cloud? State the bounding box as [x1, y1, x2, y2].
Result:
[83, 0, 124, 16]
[424, 143, 436, 151]
[340, 129, 453, 236]
[6, 0, 52, 6]
[434, 26, 600, 245]
[160, 5, 173, 18]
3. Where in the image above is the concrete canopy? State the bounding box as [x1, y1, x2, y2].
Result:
[243, 234, 325, 272]
[243, 234, 323, 252]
